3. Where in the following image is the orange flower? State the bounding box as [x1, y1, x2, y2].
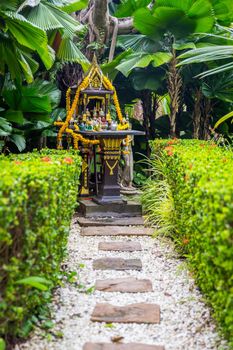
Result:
[164, 146, 174, 156]
[14, 160, 22, 165]
[182, 238, 189, 245]
[41, 156, 51, 163]
[63, 157, 74, 164]
[167, 138, 178, 145]
[200, 144, 205, 148]
[164, 146, 174, 151]
[222, 158, 228, 163]
[167, 151, 174, 156]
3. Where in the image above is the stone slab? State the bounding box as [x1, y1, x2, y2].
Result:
[98, 241, 142, 252]
[76, 216, 144, 227]
[78, 200, 142, 218]
[95, 277, 153, 293]
[93, 258, 142, 271]
[81, 226, 153, 236]
[91, 303, 160, 324]
[83, 343, 164, 350]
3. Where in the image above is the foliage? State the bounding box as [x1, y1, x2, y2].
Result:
[0, 78, 62, 152]
[0, 0, 89, 83]
[0, 150, 82, 341]
[143, 139, 233, 345]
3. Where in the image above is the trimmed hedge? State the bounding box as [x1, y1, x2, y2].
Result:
[144, 139, 233, 345]
[0, 151, 81, 342]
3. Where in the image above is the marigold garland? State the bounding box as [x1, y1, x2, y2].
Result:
[55, 60, 125, 149]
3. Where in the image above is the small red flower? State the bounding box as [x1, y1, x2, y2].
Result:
[182, 238, 189, 245]
[41, 156, 51, 163]
[167, 150, 174, 156]
[164, 146, 174, 156]
[63, 157, 74, 164]
[14, 160, 22, 165]
[164, 146, 174, 151]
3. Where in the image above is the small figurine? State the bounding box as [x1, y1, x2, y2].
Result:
[99, 108, 105, 117]
[82, 113, 87, 122]
[111, 120, 118, 131]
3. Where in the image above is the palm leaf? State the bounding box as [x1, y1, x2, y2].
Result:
[117, 34, 158, 52]
[3, 11, 54, 69]
[22, 2, 62, 30]
[214, 111, 233, 129]
[46, 3, 84, 36]
[0, 0, 18, 11]
[57, 37, 89, 70]
[115, 0, 151, 18]
[60, 0, 88, 13]
[116, 52, 172, 77]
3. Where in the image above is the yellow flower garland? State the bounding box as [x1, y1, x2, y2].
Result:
[55, 62, 126, 149]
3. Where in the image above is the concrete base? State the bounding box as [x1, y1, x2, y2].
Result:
[78, 198, 142, 218]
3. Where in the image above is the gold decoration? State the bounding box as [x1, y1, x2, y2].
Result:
[54, 56, 125, 149]
[106, 160, 118, 175]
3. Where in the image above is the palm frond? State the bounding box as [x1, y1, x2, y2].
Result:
[22, 2, 62, 30]
[3, 11, 54, 69]
[46, 3, 84, 36]
[198, 62, 233, 78]
[59, 0, 88, 13]
[56, 37, 89, 71]
[214, 111, 233, 129]
[117, 34, 157, 52]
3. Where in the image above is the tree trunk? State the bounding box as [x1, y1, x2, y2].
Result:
[192, 89, 212, 140]
[193, 88, 202, 139]
[167, 49, 182, 138]
[141, 90, 156, 157]
[78, 0, 133, 60]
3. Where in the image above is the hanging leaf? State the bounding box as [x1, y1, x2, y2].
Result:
[116, 52, 172, 77]
[4, 11, 54, 69]
[57, 37, 90, 71]
[60, 0, 88, 13]
[9, 134, 26, 151]
[214, 111, 233, 129]
[5, 110, 25, 124]
[101, 50, 132, 80]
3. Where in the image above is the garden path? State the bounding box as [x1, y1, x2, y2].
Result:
[15, 218, 228, 350]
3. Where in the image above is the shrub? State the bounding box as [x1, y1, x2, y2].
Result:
[0, 150, 82, 343]
[143, 139, 233, 345]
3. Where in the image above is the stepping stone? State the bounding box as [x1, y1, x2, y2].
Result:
[83, 343, 164, 350]
[81, 226, 153, 236]
[95, 277, 153, 293]
[77, 216, 144, 227]
[93, 258, 142, 271]
[98, 241, 142, 252]
[91, 303, 160, 324]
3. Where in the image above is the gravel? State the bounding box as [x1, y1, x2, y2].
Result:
[15, 220, 229, 350]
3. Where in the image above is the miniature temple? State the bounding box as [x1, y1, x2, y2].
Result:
[55, 57, 144, 206]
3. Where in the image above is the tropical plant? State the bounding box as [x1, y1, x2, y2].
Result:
[0, 0, 89, 83]
[0, 78, 61, 152]
[104, 0, 233, 138]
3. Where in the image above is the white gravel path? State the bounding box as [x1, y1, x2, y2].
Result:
[15, 220, 229, 350]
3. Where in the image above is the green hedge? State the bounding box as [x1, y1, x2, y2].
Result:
[143, 139, 233, 345]
[0, 150, 82, 343]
